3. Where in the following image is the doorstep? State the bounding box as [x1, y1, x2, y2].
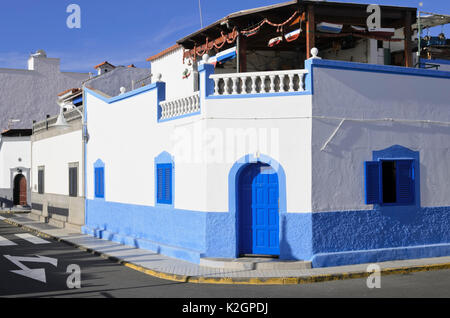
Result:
[200, 257, 312, 270]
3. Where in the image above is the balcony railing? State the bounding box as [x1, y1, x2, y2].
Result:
[159, 92, 200, 121]
[209, 69, 308, 96]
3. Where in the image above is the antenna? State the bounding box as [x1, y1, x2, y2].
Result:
[417, 2, 424, 57]
[198, 0, 204, 29]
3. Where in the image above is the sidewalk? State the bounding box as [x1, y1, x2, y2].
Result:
[0, 206, 31, 213]
[2, 213, 450, 285]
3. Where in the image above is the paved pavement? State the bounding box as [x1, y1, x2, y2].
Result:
[1, 214, 450, 299]
[1, 213, 450, 285]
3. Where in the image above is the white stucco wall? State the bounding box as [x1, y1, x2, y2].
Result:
[86, 89, 164, 207]
[202, 95, 312, 213]
[0, 54, 89, 130]
[86, 88, 212, 211]
[0, 136, 31, 188]
[150, 47, 197, 100]
[32, 130, 83, 196]
[85, 85, 313, 213]
[311, 65, 450, 212]
[438, 63, 450, 72]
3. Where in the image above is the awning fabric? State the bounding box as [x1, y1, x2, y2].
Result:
[413, 14, 450, 30]
[208, 46, 237, 66]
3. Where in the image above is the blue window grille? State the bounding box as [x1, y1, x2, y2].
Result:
[156, 163, 172, 204]
[364, 159, 415, 206]
[94, 167, 105, 198]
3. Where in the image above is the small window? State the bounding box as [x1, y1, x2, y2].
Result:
[69, 164, 78, 197]
[38, 167, 45, 194]
[365, 159, 415, 206]
[156, 163, 172, 204]
[94, 167, 104, 198]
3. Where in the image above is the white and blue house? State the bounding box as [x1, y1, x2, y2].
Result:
[81, 0, 450, 267]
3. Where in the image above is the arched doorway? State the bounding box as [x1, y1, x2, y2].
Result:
[13, 174, 27, 206]
[238, 162, 280, 256]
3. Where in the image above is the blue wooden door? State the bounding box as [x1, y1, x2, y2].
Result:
[239, 163, 279, 256]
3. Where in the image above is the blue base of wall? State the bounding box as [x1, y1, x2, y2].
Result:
[81, 225, 202, 263]
[84, 199, 450, 268]
[83, 199, 237, 264]
[310, 207, 450, 267]
[312, 243, 450, 268]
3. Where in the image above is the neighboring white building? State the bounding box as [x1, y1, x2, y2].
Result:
[30, 64, 151, 232]
[94, 61, 116, 76]
[30, 91, 84, 231]
[0, 129, 32, 208]
[0, 50, 90, 131]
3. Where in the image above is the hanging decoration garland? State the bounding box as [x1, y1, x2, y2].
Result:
[183, 10, 301, 62]
[241, 10, 299, 37]
[185, 28, 239, 62]
[212, 28, 239, 50]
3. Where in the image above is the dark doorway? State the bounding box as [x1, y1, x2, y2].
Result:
[382, 161, 397, 204]
[13, 174, 27, 206]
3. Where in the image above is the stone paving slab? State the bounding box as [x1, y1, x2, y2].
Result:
[2, 213, 450, 284]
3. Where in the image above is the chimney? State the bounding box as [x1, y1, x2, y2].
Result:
[28, 49, 60, 73]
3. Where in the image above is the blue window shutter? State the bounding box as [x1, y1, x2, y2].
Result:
[157, 166, 163, 202]
[94, 168, 99, 197]
[157, 164, 172, 204]
[396, 160, 414, 205]
[364, 161, 381, 204]
[95, 167, 104, 198]
[100, 168, 104, 197]
[164, 166, 172, 203]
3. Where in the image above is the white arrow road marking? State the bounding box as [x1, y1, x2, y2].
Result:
[15, 233, 50, 245]
[0, 236, 17, 246]
[0, 216, 5, 220]
[4, 255, 58, 283]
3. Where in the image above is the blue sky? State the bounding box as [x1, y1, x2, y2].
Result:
[0, 0, 448, 72]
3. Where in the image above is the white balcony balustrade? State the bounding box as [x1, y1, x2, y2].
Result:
[209, 69, 308, 96]
[159, 92, 200, 120]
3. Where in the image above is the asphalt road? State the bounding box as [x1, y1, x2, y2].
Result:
[1, 215, 450, 299]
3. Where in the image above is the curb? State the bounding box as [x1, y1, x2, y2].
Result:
[0, 210, 31, 215]
[2, 217, 450, 285]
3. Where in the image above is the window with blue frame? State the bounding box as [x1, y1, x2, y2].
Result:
[365, 159, 415, 206]
[156, 163, 172, 204]
[94, 167, 105, 198]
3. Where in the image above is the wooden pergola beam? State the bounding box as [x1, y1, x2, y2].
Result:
[404, 11, 413, 67]
[306, 4, 315, 59]
[238, 35, 247, 72]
